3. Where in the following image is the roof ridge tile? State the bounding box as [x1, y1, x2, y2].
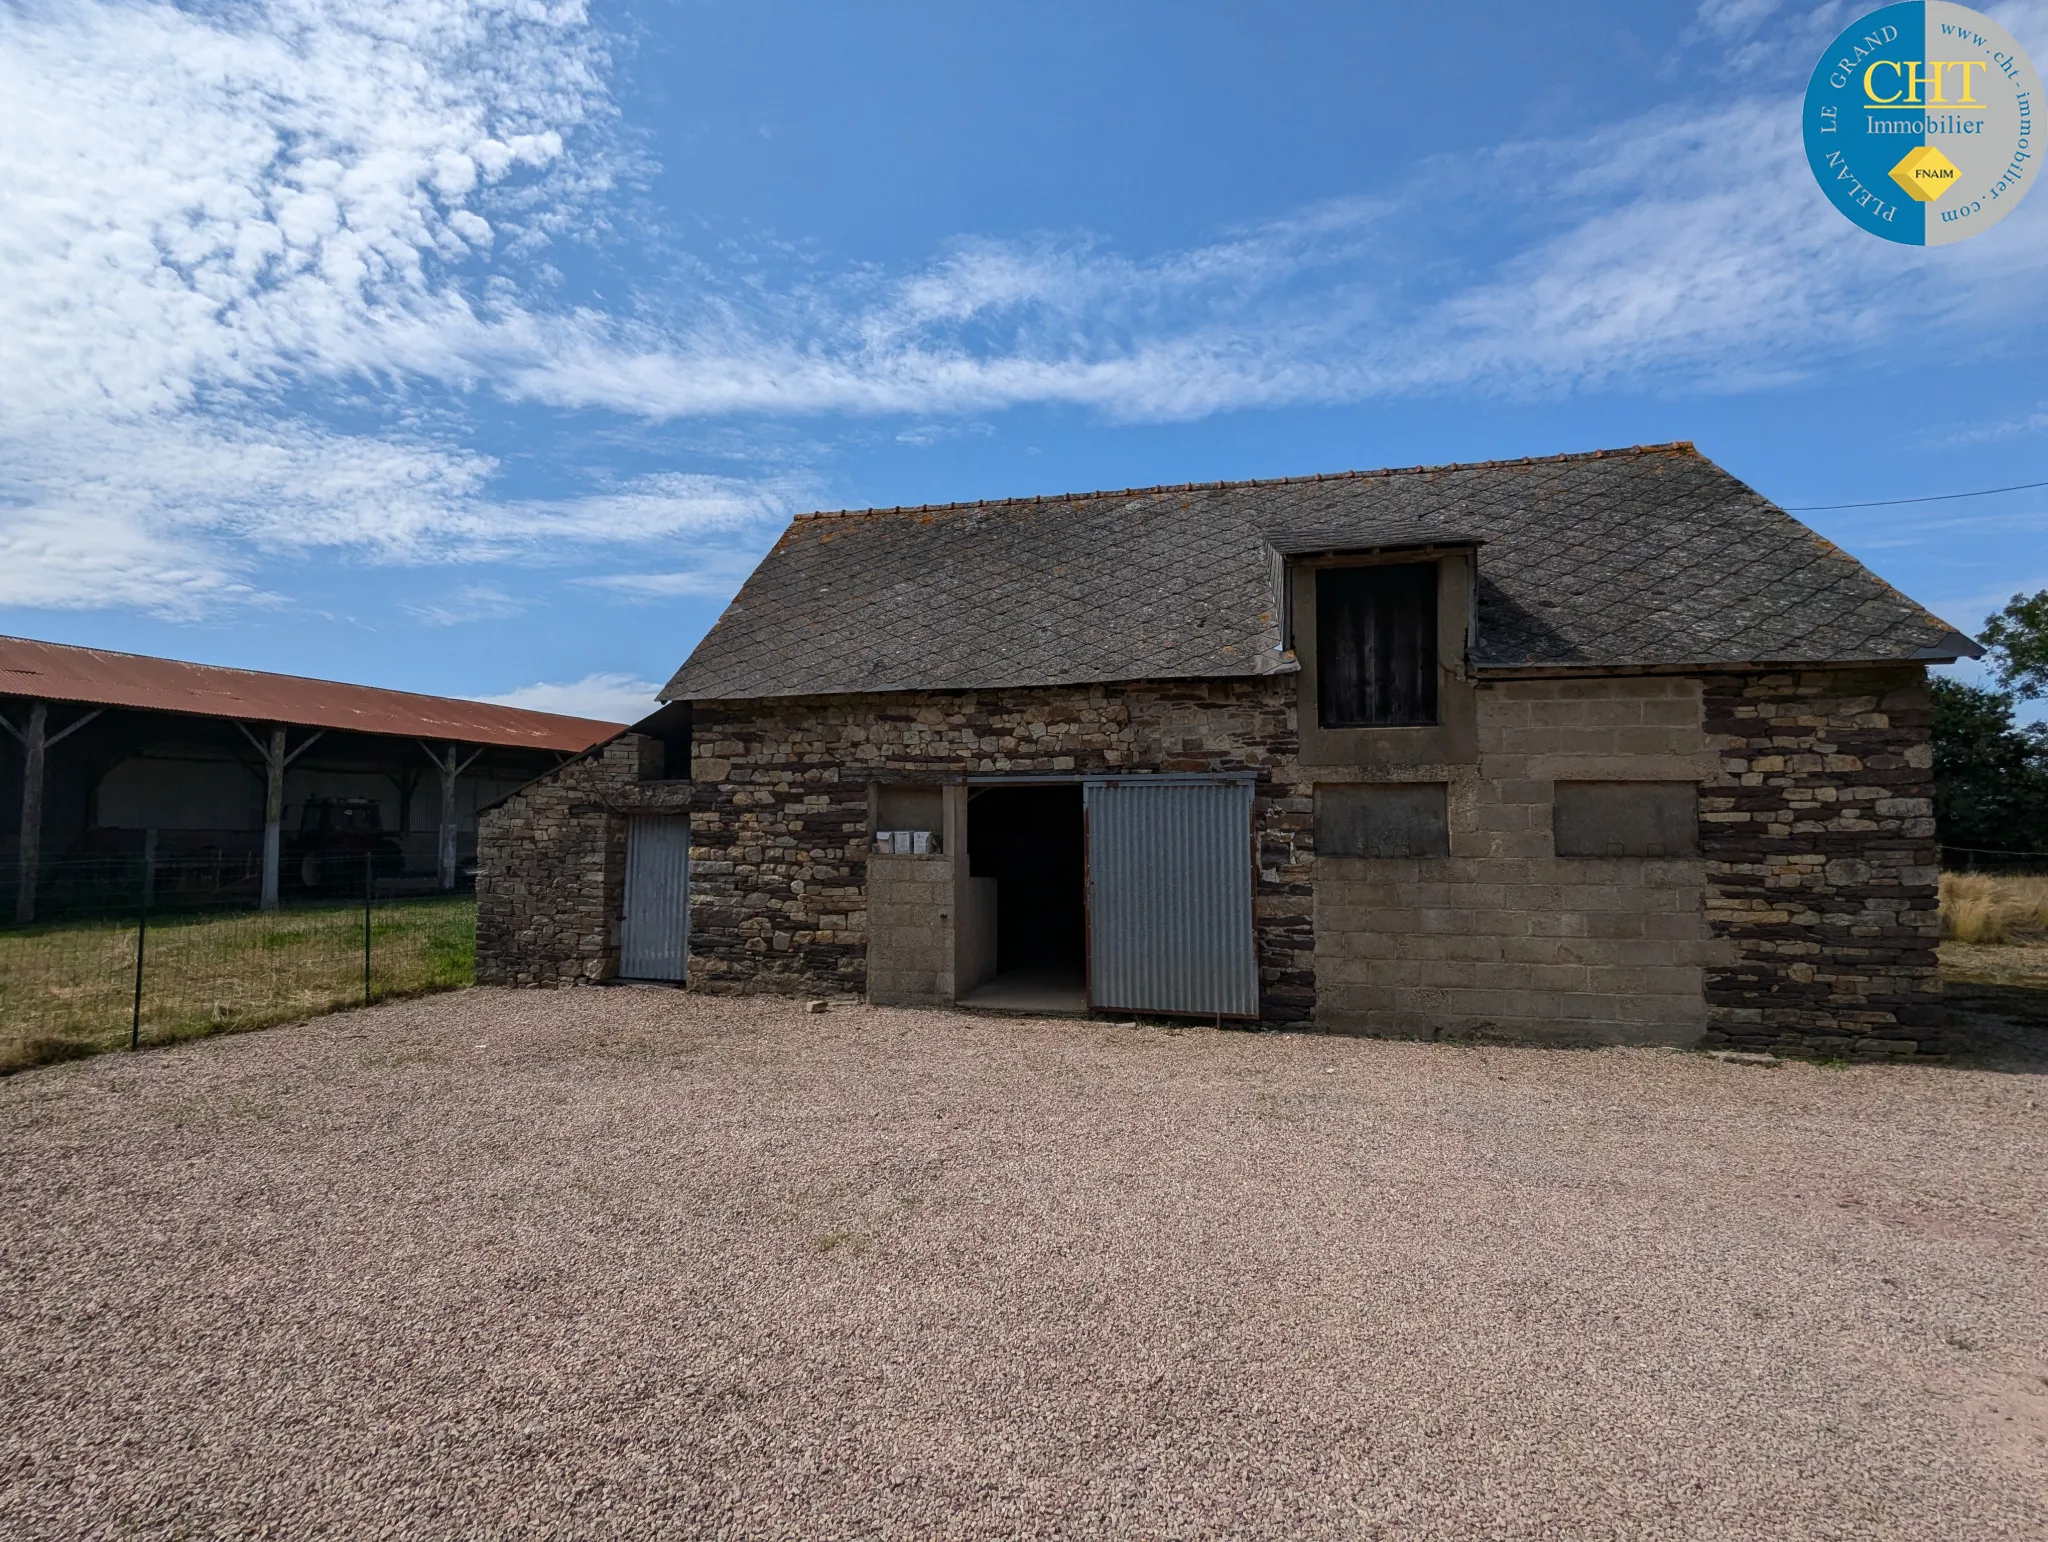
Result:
[790, 442, 1701, 525]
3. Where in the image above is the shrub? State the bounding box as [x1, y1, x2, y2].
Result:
[1931, 680, 2048, 855]
[0, 1035, 98, 1075]
[1940, 872, 2048, 944]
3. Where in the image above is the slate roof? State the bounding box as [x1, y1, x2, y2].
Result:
[664, 443, 1977, 702]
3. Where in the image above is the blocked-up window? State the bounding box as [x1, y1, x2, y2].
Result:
[873, 783, 944, 854]
[1315, 782, 1449, 858]
[1553, 782, 1699, 859]
[1316, 562, 1438, 728]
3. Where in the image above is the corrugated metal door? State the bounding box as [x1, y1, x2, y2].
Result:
[620, 815, 690, 982]
[1085, 778, 1258, 1018]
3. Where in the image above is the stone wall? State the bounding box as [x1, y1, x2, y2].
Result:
[482, 667, 1943, 1055]
[1700, 667, 1943, 1057]
[474, 734, 691, 986]
[1313, 676, 1725, 1045]
[687, 680, 1316, 1020]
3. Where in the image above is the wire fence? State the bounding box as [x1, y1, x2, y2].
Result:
[2, 855, 474, 1074]
[1942, 845, 2048, 875]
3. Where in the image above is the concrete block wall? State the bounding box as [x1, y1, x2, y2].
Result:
[1700, 668, 1942, 1056]
[1312, 677, 1725, 1045]
[866, 853, 956, 1005]
[474, 734, 691, 986]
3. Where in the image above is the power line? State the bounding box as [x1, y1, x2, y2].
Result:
[1787, 478, 2048, 512]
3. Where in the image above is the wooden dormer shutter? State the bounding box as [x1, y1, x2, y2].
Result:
[1316, 562, 1438, 727]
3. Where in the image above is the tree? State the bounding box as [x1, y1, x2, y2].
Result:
[1980, 589, 2048, 702]
[1930, 678, 2048, 855]
[1931, 588, 2048, 856]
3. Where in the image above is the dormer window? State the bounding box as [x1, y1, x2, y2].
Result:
[1316, 562, 1438, 727]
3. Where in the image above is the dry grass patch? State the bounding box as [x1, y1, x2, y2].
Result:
[1943, 940, 2048, 996]
[1940, 872, 2048, 945]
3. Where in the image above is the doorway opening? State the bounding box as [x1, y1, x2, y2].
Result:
[961, 783, 1087, 1013]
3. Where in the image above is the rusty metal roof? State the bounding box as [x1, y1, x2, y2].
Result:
[0, 635, 624, 752]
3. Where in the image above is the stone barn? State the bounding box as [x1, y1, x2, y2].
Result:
[476, 442, 1980, 1057]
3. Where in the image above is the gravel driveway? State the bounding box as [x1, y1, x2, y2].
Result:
[2, 989, 2045, 1540]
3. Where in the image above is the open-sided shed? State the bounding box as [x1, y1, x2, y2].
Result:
[0, 636, 621, 921]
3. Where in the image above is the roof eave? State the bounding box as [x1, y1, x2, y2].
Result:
[1913, 630, 1985, 661]
[1470, 648, 1975, 677]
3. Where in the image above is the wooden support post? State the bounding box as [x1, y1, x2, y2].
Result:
[13, 702, 46, 926]
[387, 764, 421, 837]
[439, 741, 457, 891]
[3, 701, 101, 926]
[261, 724, 286, 912]
[363, 849, 373, 1006]
[422, 740, 484, 891]
[132, 830, 155, 1051]
[236, 722, 321, 915]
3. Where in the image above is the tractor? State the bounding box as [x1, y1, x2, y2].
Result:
[288, 797, 407, 893]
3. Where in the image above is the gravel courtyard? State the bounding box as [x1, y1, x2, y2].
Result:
[2, 991, 2045, 1541]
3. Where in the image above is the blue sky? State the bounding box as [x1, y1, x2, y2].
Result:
[2, 0, 2045, 722]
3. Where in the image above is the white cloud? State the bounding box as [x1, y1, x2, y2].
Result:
[405, 582, 525, 626]
[0, 416, 493, 612]
[0, 406, 805, 614]
[1947, 397, 2048, 444]
[5, 0, 2048, 622]
[489, 99, 2048, 426]
[1696, 0, 1786, 36]
[1990, 2, 2048, 43]
[897, 420, 995, 447]
[0, 0, 616, 609]
[576, 546, 776, 601]
[0, 0, 602, 427]
[476, 670, 654, 723]
[1683, 2, 1857, 80]
[492, 473, 813, 549]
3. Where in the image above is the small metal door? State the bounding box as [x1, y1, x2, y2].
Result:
[1084, 777, 1258, 1018]
[621, 815, 690, 982]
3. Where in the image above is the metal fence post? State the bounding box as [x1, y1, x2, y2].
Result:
[363, 850, 373, 1007]
[131, 832, 154, 1051]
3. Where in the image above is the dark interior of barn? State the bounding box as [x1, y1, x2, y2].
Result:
[966, 783, 1086, 1006]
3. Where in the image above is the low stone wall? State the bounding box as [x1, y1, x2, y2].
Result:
[474, 735, 691, 987]
[1700, 667, 1943, 1057]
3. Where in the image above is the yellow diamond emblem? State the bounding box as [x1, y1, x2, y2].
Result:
[1890, 144, 1960, 202]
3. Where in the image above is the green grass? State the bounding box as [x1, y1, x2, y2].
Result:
[0, 896, 475, 1074]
